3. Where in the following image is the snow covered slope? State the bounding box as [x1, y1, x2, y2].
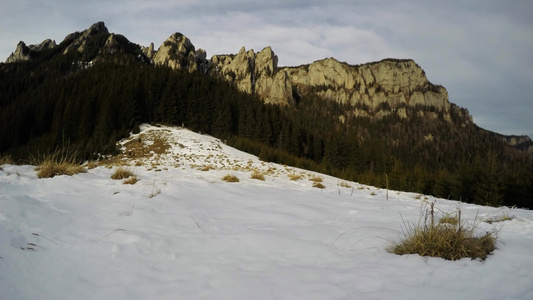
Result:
[1, 124, 532, 300]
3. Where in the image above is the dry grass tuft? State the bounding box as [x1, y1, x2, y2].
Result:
[0, 155, 14, 166]
[339, 181, 352, 188]
[222, 174, 239, 183]
[390, 202, 497, 261]
[123, 176, 139, 185]
[200, 165, 215, 171]
[484, 213, 514, 224]
[288, 173, 303, 181]
[313, 182, 326, 189]
[309, 176, 323, 183]
[250, 170, 265, 181]
[111, 166, 135, 180]
[439, 214, 459, 225]
[34, 150, 86, 178]
[85, 160, 98, 169]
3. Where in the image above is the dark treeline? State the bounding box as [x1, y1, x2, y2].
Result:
[1, 53, 532, 208]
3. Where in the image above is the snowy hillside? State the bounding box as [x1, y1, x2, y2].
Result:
[1, 124, 532, 300]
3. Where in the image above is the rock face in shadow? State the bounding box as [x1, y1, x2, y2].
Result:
[6, 39, 57, 63]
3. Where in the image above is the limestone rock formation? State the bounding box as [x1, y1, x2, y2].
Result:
[6, 41, 31, 63]
[5, 39, 57, 63]
[33, 39, 57, 52]
[284, 58, 451, 115]
[210, 47, 452, 117]
[152, 33, 209, 74]
[62, 21, 109, 55]
[142, 43, 156, 61]
[211, 47, 293, 105]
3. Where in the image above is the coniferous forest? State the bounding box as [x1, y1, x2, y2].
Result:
[1, 39, 532, 209]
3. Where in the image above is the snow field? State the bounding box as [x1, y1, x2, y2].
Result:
[1, 124, 532, 299]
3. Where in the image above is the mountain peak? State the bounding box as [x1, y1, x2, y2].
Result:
[89, 21, 108, 34]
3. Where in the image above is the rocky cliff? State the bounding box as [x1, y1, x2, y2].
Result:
[210, 48, 457, 121]
[6, 39, 57, 63]
[147, 33, 209, 74]
[210, 47, 293, 105]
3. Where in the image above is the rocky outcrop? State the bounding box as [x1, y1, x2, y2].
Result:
[286, 58, 451, 116]
[62, 21, 109, 55]
[5, 22, 154, 66]
[33, 39, 57, 52]
[152, 33, 209, 74]
[142, 43, 156, 62]
[210, 47, 293, 105]
[5, 39, 57, 63]
[210, 48, 452, 117]
[6, 41, 31, 63]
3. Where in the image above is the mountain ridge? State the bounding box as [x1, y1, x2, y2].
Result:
[6, 21, 528, 145]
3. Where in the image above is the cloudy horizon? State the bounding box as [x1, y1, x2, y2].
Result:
[1, 0, 531, 138]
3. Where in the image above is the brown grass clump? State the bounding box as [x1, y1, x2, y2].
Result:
[339, 181, 352, 188]
[111, 166, 135, 180]
[484, 213, 514, 224]
[123, 176, 139, 185]
[288, 173, 303, 181]
[34, 150, 86, 178]
[439, 214, 459, 225]
[222, 174, 239, 183]
[390, 202, 497, 261]
[85, 160, 98, 169]
[309, 176, 323, 183]
[0, 155, 14, 166]
[200, 165, 215, 171]
[313, 182, 326, 189]
[250, 170, 265, 181]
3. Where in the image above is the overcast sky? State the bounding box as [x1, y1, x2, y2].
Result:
[1, 0, 532, 137]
